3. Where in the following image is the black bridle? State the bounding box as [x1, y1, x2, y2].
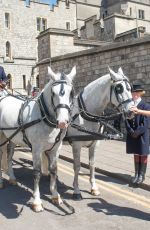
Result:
[110, 79, 133, 108]
[51, 72, 74, 114]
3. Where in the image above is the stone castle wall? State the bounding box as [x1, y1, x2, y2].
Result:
[38, 36, 150, 101]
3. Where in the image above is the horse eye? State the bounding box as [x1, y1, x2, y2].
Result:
[115, 84, 123, 94]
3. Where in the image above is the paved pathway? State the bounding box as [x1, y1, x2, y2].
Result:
[60, 140, 150, 190]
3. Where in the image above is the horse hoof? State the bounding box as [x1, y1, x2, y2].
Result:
[32, 204, 44, 212]
[91, 189, 100, 196]
[73, 193, 83, 200]
[0, 183, 4, 189]
[52, 197, 63, 205]
[9, 179, 17, 186]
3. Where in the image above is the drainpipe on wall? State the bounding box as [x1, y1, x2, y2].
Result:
[135, 5, 139, 38]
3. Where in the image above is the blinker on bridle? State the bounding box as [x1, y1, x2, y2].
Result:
[111, 79, 133, 107]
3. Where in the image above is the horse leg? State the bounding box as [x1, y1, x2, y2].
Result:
[89, 141, 100, 196]
[72, 143, 82, 200]
[0, 133, 8, 188]
[0, 148, 4, 188]
[47, 149, 63, 205]
[7, 142, 17, 185]
[32, 151, 43, 212]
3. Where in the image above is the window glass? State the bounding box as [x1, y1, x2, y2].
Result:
[36, 75, 40, 88]
[6, 41, 11, 58]
[37, 17, 47, 32]
[5, 13, 10, 28]
[23, 75, 26, 90]
[42, 18, 47, 31]
[66, 22, 70, 30]
[130, 7, 132, 16]
[7, 74, 12, 89]
[138, 9, 145, 19]
[37, 18, 41, 31]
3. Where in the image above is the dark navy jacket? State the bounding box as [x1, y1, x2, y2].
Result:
[125, 100, 150, 155]
[0, 66, 7, 81]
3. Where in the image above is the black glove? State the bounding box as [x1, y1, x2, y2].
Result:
[130, 132, 139, 138]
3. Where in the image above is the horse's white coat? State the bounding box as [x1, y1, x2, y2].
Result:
[0, 66, 76, 211]
[66, 67, 134, 198]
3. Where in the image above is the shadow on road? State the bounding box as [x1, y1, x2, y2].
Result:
[0, 160, 75, 219]
[87, 198, 150, 221]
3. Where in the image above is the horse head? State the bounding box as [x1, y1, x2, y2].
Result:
[108, 67, 134, 119]
[47, 66, 76, 129]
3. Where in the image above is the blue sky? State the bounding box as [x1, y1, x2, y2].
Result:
[51, 0, 56, 4]
[40, 0, 56, 4]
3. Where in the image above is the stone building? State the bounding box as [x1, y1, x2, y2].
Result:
[76, 0, 100, 30]
[0, 0, 100, 94]
[80, 0, 150, 41]
[1, 0, 150, 94]
[36, 2, 150, 97]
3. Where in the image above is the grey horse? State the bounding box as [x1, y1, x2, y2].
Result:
[66, 67, 134, 199]
[0, 66, 76, 212]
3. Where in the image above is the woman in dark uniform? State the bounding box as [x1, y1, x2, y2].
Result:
[125, 83, 150, 185]
[0, 66, 7, 89]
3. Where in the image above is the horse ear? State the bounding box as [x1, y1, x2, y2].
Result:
[118, 67, 129, 80]
[48, 66, 58, 81]
[108, 66, 118, 81]
[66, 66, 76, 82]
[118, 67, 124, 76]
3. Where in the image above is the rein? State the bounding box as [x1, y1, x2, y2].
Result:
[75, 90, 122, 123]
[68, 86, 126, 141]
[69, 121, 123, 141]
[38, 92, 57, 128]
[0, 118, 42, 147]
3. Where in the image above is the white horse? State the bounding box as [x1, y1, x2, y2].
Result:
[65, 67, 134, 200]
[0, 66, 76, 212]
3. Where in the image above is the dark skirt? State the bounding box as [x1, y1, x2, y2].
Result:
[126, 132, 150, 156]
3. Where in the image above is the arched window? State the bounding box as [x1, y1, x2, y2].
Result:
[36, 75, 39, 88]
[6, 41, 11, 59]
[7, 74, 12, 89]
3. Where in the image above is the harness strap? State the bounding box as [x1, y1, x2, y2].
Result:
[18, 102, 32, 149]
[0, 119, 41, 147]
[38, 93, 57, 128]
[77, 91, 122, 123]
[45, 130, 63, 153]
[78, 91, 102, 122]
[70, 122, 123, 141]
[54, 103, 71, 112]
